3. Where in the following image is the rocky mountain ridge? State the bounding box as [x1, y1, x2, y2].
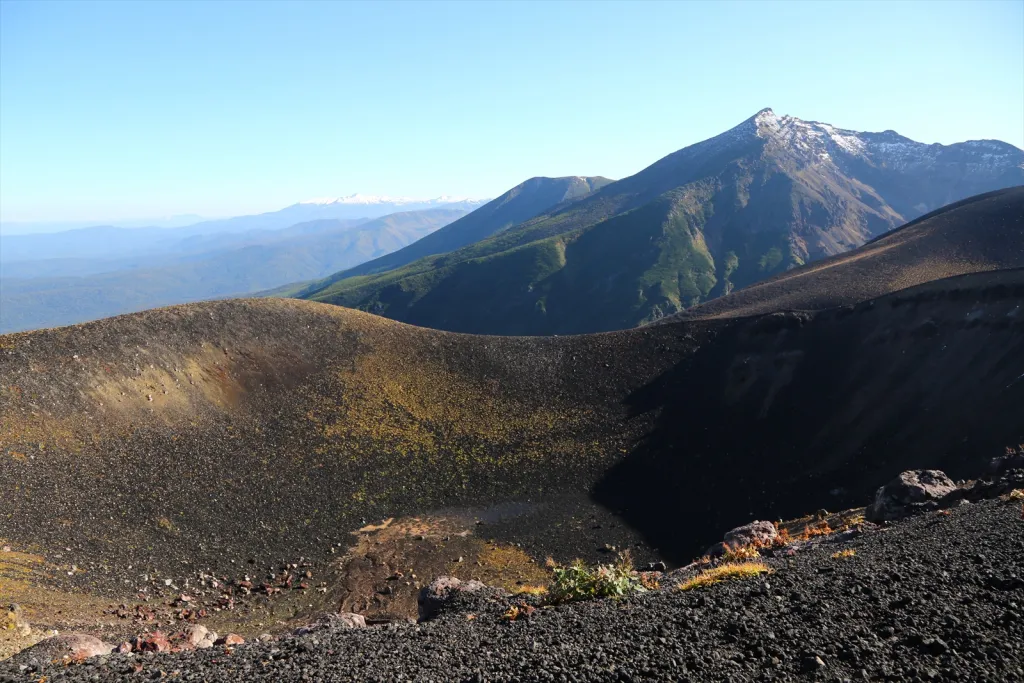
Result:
[297, 116, 1023, 334]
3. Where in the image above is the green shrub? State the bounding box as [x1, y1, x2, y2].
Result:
[547, 552, 647, 604]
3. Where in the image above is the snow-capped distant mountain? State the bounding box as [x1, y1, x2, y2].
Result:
[739, 108, 1024, 217]
[299, 194, 484, 208]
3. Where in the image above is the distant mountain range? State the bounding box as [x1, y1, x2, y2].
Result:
[0, 196, 487, 263]
[296, 108, 1024, 334]
[0, 207, 472, 332]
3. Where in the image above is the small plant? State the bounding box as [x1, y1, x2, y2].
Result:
[831, 549, 856, 559]
[772, 528, 793, 547]
[156, 517, 178, 533]
[721, 543, 761, 562]
[638, 572, 660, 590]
[676, 562, 772, 591]
[799, 521, 833, 540]
[546, 551, 646, 604]
[501, 602, 535, 622]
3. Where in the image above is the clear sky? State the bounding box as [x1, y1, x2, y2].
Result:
[1, 0, 1022, 223]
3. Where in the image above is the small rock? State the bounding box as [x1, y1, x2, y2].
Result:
[293, 612, 367, 635]
[134, 631, 171, 653]
[216, 633, 245, 646]
[417, 576, 489, 622]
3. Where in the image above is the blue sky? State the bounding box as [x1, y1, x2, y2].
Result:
[1, 0, 1022, 223]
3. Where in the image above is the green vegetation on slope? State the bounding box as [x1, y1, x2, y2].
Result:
[301, 174, 824, 334]
[289, 176, 612, 297]
[295, 111, 1022, 335]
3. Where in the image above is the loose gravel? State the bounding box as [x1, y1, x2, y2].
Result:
[5, 497, 1022, 682]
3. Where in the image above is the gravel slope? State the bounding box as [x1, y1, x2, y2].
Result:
[5, 497, 1022, 682]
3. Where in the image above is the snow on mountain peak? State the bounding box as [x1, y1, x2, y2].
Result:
[298, 194, 482, 207]
[300, 194, 415, 206]
[753, 107, 779, 128]
[753, 111, 862, 154]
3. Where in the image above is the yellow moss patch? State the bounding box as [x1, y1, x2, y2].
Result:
[306, 346, 598, 468]
[475, 543, 550, 592]
[676, 562, 772, 592]
[831, 549, 857, 559]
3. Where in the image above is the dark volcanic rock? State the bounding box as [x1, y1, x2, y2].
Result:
[417, 576, 495, 622]
[7, 498, 1023, 682]
[866, 469, 957, 522]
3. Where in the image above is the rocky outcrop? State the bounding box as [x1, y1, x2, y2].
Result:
[865, 470, 957, 522]
[6, 634, 112, 666]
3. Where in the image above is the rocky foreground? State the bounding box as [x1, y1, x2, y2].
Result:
[4, 468, 1023, 682]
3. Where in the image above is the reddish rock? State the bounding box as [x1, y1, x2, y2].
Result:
[215, 633, 245, 646]
[134, 631, 171, 652]
[116, 641, 133, 653]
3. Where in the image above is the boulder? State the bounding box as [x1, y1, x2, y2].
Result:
[865, 470, 957, 522]
[417, 576, 488, 622]
[182, 624, 217, 649]
[7, 634, 113, 666]
[724, 520, 779, 547]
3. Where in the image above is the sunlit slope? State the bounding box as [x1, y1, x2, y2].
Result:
[675, 186, 1024, 320]
[3, 259, 1023, 574]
